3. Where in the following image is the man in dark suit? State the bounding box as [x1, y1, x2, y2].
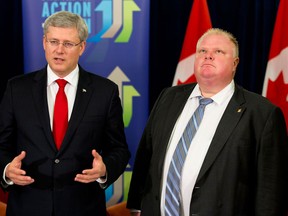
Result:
[0, 11, 130, 216]
[127, 28, 288, 216]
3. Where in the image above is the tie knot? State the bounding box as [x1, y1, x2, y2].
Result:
[199, 97, 213, 106]
[56, 79, 68, 88]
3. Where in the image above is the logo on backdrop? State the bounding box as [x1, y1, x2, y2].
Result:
[106, 67, 140, 205]
[108, 67, 140, 127]
[41, 0, 140, 43]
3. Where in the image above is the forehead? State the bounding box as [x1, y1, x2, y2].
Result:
[199, 34, 233, 47]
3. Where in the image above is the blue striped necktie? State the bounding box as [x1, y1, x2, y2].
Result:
[164, 97, 213, 216]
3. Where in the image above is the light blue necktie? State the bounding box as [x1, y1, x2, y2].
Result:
[165, 97, 213, 216]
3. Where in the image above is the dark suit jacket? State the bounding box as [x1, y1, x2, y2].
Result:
[0, 65, 131, 216]
[127, 83, 288, 216]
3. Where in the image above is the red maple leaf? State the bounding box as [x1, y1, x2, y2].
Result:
[266, 71, 288, 132]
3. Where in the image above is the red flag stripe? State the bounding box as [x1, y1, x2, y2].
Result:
[172, 0, 212, 86]
[262, 0, 288, 132]
[269, 0, 288, 59]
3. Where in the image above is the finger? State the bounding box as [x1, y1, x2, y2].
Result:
[14, 176, 34, 186]
[8, 166, 26, 176]
[7, 152, 27, 176]
[74, 173, 94, 183]
[10, 151, 26, 170]
[91, 149, 104, 167]
[15, 151, 26, 163]
[91, 149, 100, 160]
[7, 167, 34, 185]
[80, 164, 96, 175]
[91, 149, 106, 177]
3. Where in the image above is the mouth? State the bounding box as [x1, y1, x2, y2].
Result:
[53, 57, 65, 63]
[201, 63, 214, 68]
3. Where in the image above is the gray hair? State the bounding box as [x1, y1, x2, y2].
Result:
[196, 28, 239, 58]
[43, 11, 88, 42]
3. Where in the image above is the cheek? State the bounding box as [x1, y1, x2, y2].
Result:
[194, 58, 202, 69]
[44, 49, 53, 58]
[223, 62, 236, 72]
[216, 64, 234, 78]
[68, 53, 81, 62]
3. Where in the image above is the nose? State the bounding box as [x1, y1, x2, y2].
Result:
[204, 52, 214, 60]
[55, 44, 65, 52]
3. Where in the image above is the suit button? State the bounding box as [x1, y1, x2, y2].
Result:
[54, 159, 60, 163]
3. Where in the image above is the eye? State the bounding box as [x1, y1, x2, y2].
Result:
[215, 50, 224, 54]
[50, 40, 59, 46]
[63, 42, 75, 48]
[199, 49, 206, 54]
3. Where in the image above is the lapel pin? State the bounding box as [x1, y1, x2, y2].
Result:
[82, 89, 86, 93]
[237, 108, 242, 113]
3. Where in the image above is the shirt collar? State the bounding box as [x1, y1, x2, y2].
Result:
[47, 65, 79, 87]
[189, 80, 235, 105]
[212, 80, 235, 105]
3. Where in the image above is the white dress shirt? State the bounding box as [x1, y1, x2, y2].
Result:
[47, 65, 79, 130]
[160, 80, 235, 216]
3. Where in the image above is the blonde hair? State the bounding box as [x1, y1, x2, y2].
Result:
[43, 11, 88, 42]
[196, 28, 239, 57]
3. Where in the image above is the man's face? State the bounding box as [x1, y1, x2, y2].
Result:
[194, 34, 239, 92]
[43, 26, 86, 77]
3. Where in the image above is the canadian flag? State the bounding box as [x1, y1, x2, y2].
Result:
[262, 0, 288, 133]
[172, 0, 212, 86]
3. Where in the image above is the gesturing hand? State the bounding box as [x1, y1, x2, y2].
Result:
[74, 149, 107, 183]
[6, 151, 34, 186]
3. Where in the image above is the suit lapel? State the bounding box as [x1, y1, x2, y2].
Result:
[59, 69, 92, 152]
[196, 85, 246, 181]
[32, 69, 57, 152]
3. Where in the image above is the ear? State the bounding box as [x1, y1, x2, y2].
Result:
[79, 41, 86, 56]
[43, 36, 47, 50]
[233, 57, 239, 68]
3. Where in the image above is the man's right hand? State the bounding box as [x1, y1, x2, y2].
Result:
[5, 151, 34, 186]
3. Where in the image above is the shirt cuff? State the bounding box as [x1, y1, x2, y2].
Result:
[96, 172, 107, 189]
[3, 163, 14, 186]
[130, 209, 141, 212]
